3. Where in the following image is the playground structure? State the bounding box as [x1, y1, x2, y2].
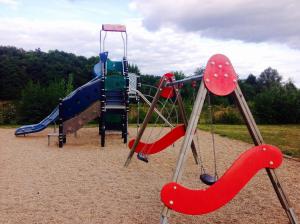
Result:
[15, 24, 139, 147]
[11, 23, 298, 223]
[125, 72, 200, 165]
[125, 54, 298, 224]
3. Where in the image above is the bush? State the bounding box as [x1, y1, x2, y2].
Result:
[0, 101, 17, 124]
[254, 85, 300, 124]
[206, 106, 243, 124]
[17, 76, 73, 124]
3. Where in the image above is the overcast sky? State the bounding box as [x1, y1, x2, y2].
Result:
[1, 0, 300, 86]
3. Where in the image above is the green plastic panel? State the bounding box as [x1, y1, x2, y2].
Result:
[105, 113, 122, 124]
[106, 75, 125, 91]
[107, 59, 123, 73]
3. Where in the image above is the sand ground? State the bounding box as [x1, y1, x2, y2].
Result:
[0, 127, 299, 224]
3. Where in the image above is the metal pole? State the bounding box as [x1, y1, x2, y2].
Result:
[136, 76, 141, 134]
[175, 87, 199, 165]
[123, 57, 129, 144]
[58, 98, 64, 148]
[160, 82, 207, 222]
[165, 75, 203, 87]
[100, 55, 106, 147]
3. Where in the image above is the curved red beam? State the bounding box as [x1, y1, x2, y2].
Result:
[128, 125, 186, 155]
[161, 144, 283, 215]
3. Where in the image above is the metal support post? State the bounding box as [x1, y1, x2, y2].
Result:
[123, 57, 129, 144]
[100, 55, 106, 147]
[58, 98, 64, 148]
[175, 87, 199, 164]
[160, 82, 207, 222]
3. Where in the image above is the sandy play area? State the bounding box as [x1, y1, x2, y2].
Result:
[0, 127, 299, 224]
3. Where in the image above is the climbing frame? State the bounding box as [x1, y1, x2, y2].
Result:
[124, 73, 200, 167]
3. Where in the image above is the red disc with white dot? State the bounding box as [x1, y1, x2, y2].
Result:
[160, 73, 175, 99]
[203, 54, 237, 96]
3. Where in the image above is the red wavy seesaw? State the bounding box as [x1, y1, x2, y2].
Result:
[161, 144, 283, 215]
[128, 125, 186, 155]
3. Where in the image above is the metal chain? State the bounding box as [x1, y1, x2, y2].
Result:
[208, 93, 218, 178]
[154, 89, 179, 140]
[137, 95, 140, 135]
[191, 85, 205, 174]
[195, 128, 205, 174]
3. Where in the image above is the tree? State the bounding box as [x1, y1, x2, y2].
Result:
[172, 71, 185, 80]
[65, 73, 74, 95]
[239, 74, 258, 101]
[245, 74, 257, 86]
[254, 85, 300, 124]
[194, 67, 205, 76]
[257, 67, 282, 90]
[128, 64, 141, 76]
[17, 77, 74, 123]
[0, 46, 93, 100]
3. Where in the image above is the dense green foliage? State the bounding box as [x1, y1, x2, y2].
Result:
[238, 68, 300, 124]
[0, 46, 97, 100]
[0, 46, 300, 125]
[17, 75, 74, 123]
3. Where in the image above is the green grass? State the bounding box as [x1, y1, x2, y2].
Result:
[199, 124, 300, 158]
[3, 122, 299, 158]
[0, 124, 20, 128]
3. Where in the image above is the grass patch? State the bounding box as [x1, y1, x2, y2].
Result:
[0, 124, 20, 128]
[4, 122, 299, 158]
[199, 124, 300, 158]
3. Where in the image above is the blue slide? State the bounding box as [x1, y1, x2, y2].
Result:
[15, 77, 101, 136]
[15, 106, 59, 136]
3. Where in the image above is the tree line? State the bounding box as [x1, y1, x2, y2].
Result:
[0, 46, 299, 125]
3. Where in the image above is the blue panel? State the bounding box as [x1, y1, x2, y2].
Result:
[100, 51, 108, 63]
[60, 77, 101, 121]
[93, 62, 102, 77]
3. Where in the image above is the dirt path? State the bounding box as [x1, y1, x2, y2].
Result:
[0, 127, 299, 224]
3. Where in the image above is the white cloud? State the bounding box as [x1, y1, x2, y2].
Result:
[128, 1, 137, 10]
[0, 0, 19, 8]
[126, 20, 300, 87]
[0, 17, 300, 87]
[131, 0, 300, 49]
[0, 18, 99, 56]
